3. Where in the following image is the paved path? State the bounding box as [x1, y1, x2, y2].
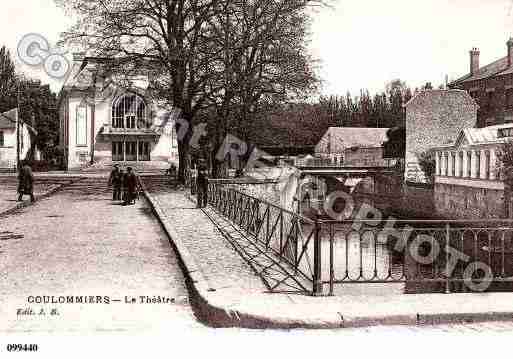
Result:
[0, 177, 74, 214]
[0, 177, 202, 333]
[143, 176, 267, 296]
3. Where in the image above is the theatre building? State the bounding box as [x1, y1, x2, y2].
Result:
[58, 54, 179, 170]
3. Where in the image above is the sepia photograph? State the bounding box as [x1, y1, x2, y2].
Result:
[2, 0, 513, 357]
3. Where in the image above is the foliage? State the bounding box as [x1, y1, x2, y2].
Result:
[316, 79, 414, 129]
[17, 78, 59, 161]
[417, 151, 436, 183]
[56, 0, 324, 179]
[383, 126, 405, 158]
[0, 46, 59, 163]
[0, 46, 17, 112]
[497, 140, 513, 184]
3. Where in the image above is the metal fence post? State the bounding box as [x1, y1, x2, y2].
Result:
[313, 218, 323, 296]
[445, 223, 451, 294]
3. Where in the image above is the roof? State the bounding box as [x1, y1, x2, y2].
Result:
[316, 127, 390, 153]
[0, 108, 38, 134]
[0, 108, 17, 129]
[404, 89, 478, 109]
[432, 123, 513, 150]
[450, 55, 513, 86]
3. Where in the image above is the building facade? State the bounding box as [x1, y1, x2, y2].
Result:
[0, 108, 36, 169]
[58, 54, 179, 170]
[431, 124, 512, 218]
[314, 127, 391, 167]
[404, 89, 478, 183]
[449, 38, 513, 128]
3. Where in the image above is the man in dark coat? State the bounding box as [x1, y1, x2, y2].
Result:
[196, 165, 209, 208]
[123, 167, 138, 205]
[108, 164, 122, 200]
[17, 161, 35, 202]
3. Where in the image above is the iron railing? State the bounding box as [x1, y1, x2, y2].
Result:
[319, 219, 513, 296]
[208, 181, 320, 293]
[206, 182, 513, 296]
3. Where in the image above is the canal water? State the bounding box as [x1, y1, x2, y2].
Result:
[296, 197, 513, 296]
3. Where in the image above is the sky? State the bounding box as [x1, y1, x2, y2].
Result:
[1, 0, 513, 97]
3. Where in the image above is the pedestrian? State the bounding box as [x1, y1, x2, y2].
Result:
[123, 167, 138, 205]
[17, 161, 35, 203]
[196, 165, 209, 208]
[108, 164, 122, 201]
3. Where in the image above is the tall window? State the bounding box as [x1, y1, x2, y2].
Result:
[111, 94, 148, 129]
[76, 105, 88, 146]
[0, 131, 4, 147]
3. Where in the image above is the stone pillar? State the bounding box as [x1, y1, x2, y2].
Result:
[480, 149, 488, 180]
[435, 152, 440, 176]
[441, 153, 446, 176]
[447, 152, 453, 177]
[462, 150, 468, 178]
[470, 150, 477, 178]
[489, 148, 497, 180]
[455, 152, 461, 177]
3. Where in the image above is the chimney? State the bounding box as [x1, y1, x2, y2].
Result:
[470, 48, 480, 75]
[508, 38, 513, 67]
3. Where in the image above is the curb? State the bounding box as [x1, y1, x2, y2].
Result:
[140, 181, 242, 328]
[140, 182, 513, 329]
[0, 179, 80, 218]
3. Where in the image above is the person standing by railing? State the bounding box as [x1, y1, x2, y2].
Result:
[196, 165, 209, 208]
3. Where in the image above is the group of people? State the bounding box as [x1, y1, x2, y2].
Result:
[108, 165, 140, 205]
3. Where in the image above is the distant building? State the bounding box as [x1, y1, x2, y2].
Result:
[404, 89, 478, 183]
[314, 127, 391, 167]
[0, 108, 37, 170]
[449, 38, 513, 128]
[431, 124, 513, 218]
[58, 53, 179, 170]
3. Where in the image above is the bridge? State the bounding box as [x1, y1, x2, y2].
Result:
[296, 165, 395, 177]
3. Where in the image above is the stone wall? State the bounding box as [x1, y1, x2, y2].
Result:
[434, 182, 505, 219]
[405, 90, 478, 184]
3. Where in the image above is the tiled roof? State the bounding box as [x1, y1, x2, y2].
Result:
[316, 127, 390, 153]
[450, 56, 513, 86]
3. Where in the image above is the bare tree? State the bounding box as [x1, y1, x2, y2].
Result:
[56, 0, 322, 179]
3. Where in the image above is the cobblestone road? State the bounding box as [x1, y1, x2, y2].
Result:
[0, 177, 203, 333]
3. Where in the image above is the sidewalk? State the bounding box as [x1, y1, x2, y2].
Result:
[142, 178, 513, 329]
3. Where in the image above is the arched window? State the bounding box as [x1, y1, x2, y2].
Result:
[111, 93, 148, 129]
